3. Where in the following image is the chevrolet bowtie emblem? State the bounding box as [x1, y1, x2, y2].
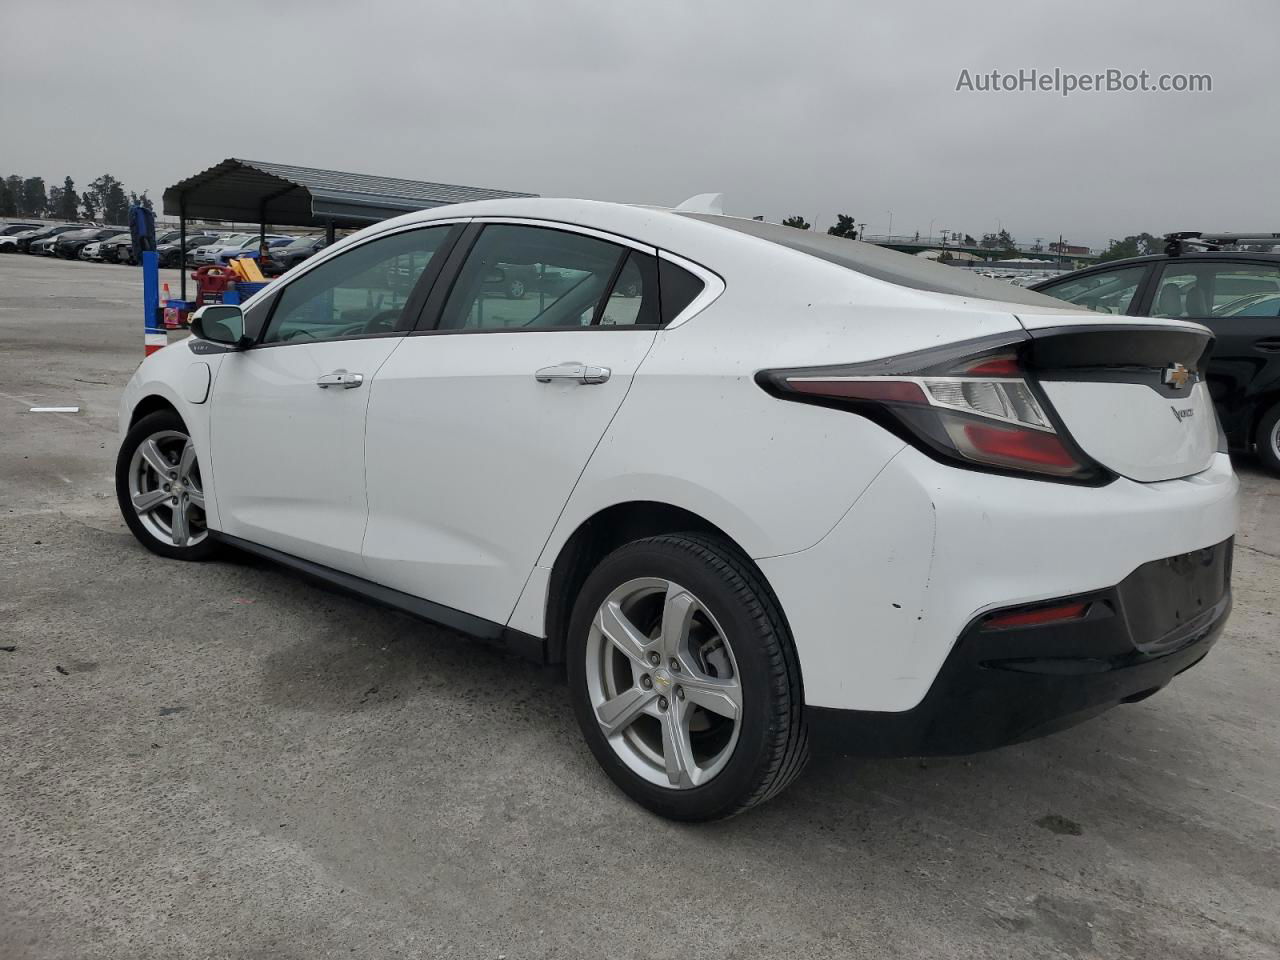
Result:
[1162, 363, 1194, 389]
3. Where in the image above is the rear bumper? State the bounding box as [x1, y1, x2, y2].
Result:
[808, 538, 1232, 755]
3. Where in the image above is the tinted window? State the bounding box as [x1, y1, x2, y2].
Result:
[1037, 265, 1147, 315]
[1151, 262, 1280, 318]
[1216, 293, 1280, 318]
[598, 252, 660, 326]
[437, 225, 638, 331]
[659, 259, 706, 324]
[261, 226, 450, 344]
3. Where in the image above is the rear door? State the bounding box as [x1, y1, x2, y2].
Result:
[362, 221, 661, 624]
[1143, 258, 1280, 440]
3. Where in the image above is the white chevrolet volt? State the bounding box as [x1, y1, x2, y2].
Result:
[115, 199, 1237, 820]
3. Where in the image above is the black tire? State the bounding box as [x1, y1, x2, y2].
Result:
[1256, 401, 1280, 476]
[506, 277, 526, 299]
[567, 533, 808, 821]
[115, 410, 218, 561]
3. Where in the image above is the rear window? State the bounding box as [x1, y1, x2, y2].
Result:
[680, 213, 1073, 308]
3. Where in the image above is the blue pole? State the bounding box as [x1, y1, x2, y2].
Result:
[142, 250, 165, 355]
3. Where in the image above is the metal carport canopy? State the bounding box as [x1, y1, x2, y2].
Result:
[162, 157, 538, 228]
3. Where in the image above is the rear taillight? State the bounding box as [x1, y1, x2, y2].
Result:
[758, 339, 1106, 483]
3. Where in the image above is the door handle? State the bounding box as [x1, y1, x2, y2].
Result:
[316, 371, 364, 389]
[534, 362, 611, 385]
[1253, 338, 1280, 354]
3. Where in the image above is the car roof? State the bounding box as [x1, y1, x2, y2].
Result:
[352, 197, 1084, 311]
[1064, 251, 1280, 272]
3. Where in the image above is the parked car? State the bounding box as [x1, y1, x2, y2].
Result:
[260, 235, 328, 276]
[213, 234, 295, 266]
[0, 235, 18, 253]
[31, 235, 62, 256]
[155, 233, 221, 268]
[1, 221, 42, 236]
[14, 223, 83, 253]
[55, 227, 128, 259]
[97, 233, 136, 264]
[1032, 233, 1280, 474]
[115, 199, 1236, 821]
[191, 233, 254, 266]
[80, 240, 106, 261]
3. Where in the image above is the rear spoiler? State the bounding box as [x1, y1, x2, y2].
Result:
[1165, 231, 1280, 256]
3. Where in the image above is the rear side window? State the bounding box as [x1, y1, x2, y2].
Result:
[1151, 262, 1280, 319]
[659, 258, 705, 325]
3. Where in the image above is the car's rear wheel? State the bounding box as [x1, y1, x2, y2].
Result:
[1257, 401, 1280, 476]
[115, 411, 217, 561]
[506, 277, 526, 299]
[567, 533, 808, 820]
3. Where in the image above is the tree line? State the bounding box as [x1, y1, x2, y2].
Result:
[782, 212, 982, 247]
[0, 173, 154, 226]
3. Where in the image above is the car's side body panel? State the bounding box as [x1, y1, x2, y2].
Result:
[362, 327, 658, 625]
[208, 338, 405, 576]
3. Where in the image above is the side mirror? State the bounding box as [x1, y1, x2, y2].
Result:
[190, 304, 250, 349]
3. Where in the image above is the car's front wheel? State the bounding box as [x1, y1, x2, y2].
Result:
[115, 410, 217, 561]
[567, 534, 808, 820]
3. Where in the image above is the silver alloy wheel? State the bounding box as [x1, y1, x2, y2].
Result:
[127, 429, 207, 547]
[1270, 419, 1280, 460]
[585, 577, 743, 789]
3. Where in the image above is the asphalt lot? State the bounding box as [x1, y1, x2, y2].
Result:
[2, 254, 1278, 960]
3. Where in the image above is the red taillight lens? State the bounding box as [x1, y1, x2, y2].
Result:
[982, 600, 1090, 630]
[958, 422, 1080, 471]
[758, 340, 1104, 483]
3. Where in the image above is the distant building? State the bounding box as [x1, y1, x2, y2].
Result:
[1049, 241, 1090, 255]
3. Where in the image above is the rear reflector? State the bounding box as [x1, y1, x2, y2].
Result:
[982, 601, 1090, 630]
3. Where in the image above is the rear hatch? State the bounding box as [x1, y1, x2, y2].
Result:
[1016, 312, 1217, 482]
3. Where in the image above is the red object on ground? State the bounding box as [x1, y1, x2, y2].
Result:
[192, 266, 238, 305]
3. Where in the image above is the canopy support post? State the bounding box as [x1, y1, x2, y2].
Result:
[178, 194, 187, 302]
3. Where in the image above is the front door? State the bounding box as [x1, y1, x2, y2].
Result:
[362, 223, 662, 623]
[208, 224, 457, 573]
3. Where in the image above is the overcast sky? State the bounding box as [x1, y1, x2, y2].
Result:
[2, 0, 1277, 248]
